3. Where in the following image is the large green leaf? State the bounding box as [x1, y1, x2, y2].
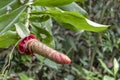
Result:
[31, 10, 109, 32]
[0, 31, 19, 48]
[33, 0, 76, 7]
[15, 22, 30, 38]
[59, 2, 88, 17]
[0, 5, 26, 35]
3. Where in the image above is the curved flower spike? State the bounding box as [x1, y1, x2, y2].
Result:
[18, 34, 71, 64]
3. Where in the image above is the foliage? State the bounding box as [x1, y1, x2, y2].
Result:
[0, 0, 119, 80]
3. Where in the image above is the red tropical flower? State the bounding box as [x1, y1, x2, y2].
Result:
[18, 34, 71, 64]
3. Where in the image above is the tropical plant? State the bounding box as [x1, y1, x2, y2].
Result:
[0, 0, 112, 80]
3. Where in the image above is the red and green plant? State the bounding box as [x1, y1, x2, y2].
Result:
[0, 0, 111, 79]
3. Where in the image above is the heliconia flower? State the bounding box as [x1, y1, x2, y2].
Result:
[18, 34, 71, 64]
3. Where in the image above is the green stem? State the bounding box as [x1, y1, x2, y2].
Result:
[89, 47, 97, 70]
[89, 34, 98, 70]
[25, 0, 33, 28]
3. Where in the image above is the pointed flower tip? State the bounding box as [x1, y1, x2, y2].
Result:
[60, 54, 71, 64]
[64, 55, 71, 64]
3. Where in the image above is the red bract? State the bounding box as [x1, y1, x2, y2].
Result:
[18, 34, 71, 64]
[18, 34, 37, 55]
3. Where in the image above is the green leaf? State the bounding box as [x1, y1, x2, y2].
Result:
[48, 10, 109, 32]
[33, 0, 76, 7]
[31, 10, 109, 32]
[0, 31, 19, 48]
[31, 19, 55, 47]
[98, 58, 113, 75]
[31, 24, 52, 43]
[0, 5, 26, 35]
[113, 58, 119, 76]
[103, 75, 114, 80]
[19, 73, 33, 80]
[72, 67, 81, 75]
[41, 19, 55, 47]
[0, 0, 25, 16]
[30, 15, 50, 22]
[35, 54, 45, 62]
[15, 22, 30, 38]
[59, 2, 88, 17]
[0, 0, 13, 9]
[44, 59, 58, 70]
[61, 23, 79, 32]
